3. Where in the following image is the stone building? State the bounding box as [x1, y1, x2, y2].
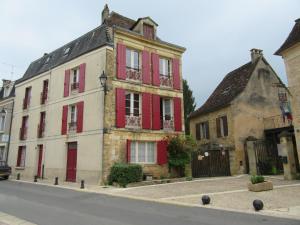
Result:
[275, 18, 300, 164]
[8, 5, 185, 184]
[189, 49, 291, 175]
[0, 80, 15, 163]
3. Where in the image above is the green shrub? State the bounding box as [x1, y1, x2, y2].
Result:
[108, 163, 143, 187]
[250, 175, 265, 184]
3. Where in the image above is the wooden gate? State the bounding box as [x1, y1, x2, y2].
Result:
[192, 150, 231, 178]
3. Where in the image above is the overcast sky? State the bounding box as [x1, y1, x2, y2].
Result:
[0, 0, 299, 107]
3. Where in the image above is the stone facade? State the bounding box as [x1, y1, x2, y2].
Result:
[190, 51, 289, 175]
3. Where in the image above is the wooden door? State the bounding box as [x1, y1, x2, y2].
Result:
[37, 145, 43, 177]
[66, 145, 77, 182]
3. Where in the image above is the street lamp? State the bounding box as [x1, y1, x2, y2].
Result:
[99, 71, 108, 95]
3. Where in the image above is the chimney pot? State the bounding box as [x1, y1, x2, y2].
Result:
[250, 48, 263, 63]
[102, 4, 109, 24]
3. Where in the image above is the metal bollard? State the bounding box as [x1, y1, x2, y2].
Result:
[80, 180, 85, 189]
[16, 173, 20, 180]
[34, 175, 38, 182]
[54, 177, 58, 185]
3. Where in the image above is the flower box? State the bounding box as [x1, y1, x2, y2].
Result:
[248, 181, 273, 192]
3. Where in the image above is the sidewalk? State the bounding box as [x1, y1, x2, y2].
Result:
[0, 211, 36, 225]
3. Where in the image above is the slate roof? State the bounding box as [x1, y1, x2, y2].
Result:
[275, 18, 300, 55]
[189, 60, 258, 119]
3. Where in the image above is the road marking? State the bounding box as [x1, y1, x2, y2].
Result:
[0, 211, 36, 225]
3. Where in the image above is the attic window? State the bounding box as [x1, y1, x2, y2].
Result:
[64, 47, 71, 55]
[45, 57, 50, 64]
[143, 24, 154, 40]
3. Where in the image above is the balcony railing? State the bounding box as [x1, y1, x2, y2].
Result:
[23, 97, 30, 110]
[161, 116, 174, 130]
[19, 127, 27, 140]
[125, 114, 141, 128]
[126, 68, 142, 82]
[37, 123, 45, 138]
[40, 91, 48, 105]
[68, 121, 77, 131]
[160, 75, 173, 88]
[71, 82, 79, 91]
[263, 114, 292, 130]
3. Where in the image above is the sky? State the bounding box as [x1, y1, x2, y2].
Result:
[0, 0, 299, 107]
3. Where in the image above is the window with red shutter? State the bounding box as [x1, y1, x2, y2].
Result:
[142, 50, 151, 84]
[116, 88, 126, 128]
[79, 63, 86, 93]
[142, 93, 151, 129]
[157, 140, 168, 165]
[64, 70, 71, 97]
[152, 94, 161, 130]
[76, 101, 84, 133]
[172, 58, 180, 90]
[173, 97, 182, 132]
[117, 43, 126, 79]
[151, 53, 160, 86]
[61, 105, 68, 135]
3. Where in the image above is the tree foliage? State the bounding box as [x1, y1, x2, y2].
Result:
[183, 79, 196, 134]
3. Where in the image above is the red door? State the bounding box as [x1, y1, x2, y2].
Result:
[37, 145, 43, 177]
[66, 144, 77, 182]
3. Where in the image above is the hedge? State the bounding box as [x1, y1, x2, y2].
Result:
[108, 163, 143, 187]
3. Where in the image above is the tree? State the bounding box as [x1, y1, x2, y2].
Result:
[183, 79, 196, 134]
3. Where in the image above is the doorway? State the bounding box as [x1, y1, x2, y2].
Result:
[66, 142, 77, 182]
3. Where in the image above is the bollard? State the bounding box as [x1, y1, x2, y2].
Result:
[34, 175, 38, 182]
[253, 199, 264, 211]
[54, 177, 58, 185]
[80, 180, 85, 189]
[16, 173, 20, 180]
[201, 195, 211, 205]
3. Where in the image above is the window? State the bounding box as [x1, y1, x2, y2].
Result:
[41, 79, 49, 104]
[126, 48, 140, 71]
[159, 58, 171, 77]
[20, 116, 28, 140]
[17, 146, 26, 167]
[130, 141, 156, 164]
[23, 87, 31, 109]
[160, 98, 174, 130]
[125, 93, 140, 117]
[3, 86, 10, 98]
[196, 122, 209, 140]
[70, 105, 77, 123]
[0, 111, 6, 131]
[143, 24, 154, 40]
[216, 116, 228, 137]
[38, 112, 46, 138]
[64, 47, 71, 56]
[71, 68, 79, 91]
[0, 146, 5, 161]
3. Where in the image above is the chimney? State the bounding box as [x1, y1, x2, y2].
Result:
[250, 48, 263, 63]
[102, 4, 109, 24]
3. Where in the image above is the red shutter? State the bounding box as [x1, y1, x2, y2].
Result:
[157, 140, 168, 165]
[172, 58, 180, 90]
[76, 101, 84, 133]
[64, 69, 70, 97]
[126, 139, 131, 163]
[142, 50, 151, 84]
[61, 105, 68, 135]
[117, 43, 126, 80]
[79, 63, 86, 93]
[173, 97, 182, 132]
[152, 94, 161, 130]
[142, 93, 151, 129]
[16, 147, 22, 167]
[116, 88, 126, 128]
[152, 53, 160, 86]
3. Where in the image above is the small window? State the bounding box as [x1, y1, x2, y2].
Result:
[126, 48, 140, 71]
[17, 146, 26, 167]
[160, 98, 174, 130]
[70, 105, 77, 123]
[44, 57, 50, 64]
[130, 141, 156, 164]
[216, 116, 228, 138]
[3, 86, 10, 98]
[71, 68, 79, 91]
[159, 58, 171, 77]
[64, 47, 71, 55]
[196, 122, 209, 140]
[125, 92, 140, 117]
[143, 24, 154, 39]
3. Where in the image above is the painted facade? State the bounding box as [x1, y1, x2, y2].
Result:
[189, 50, 291, 175]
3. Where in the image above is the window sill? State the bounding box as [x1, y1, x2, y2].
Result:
[15, 167, 25, 170]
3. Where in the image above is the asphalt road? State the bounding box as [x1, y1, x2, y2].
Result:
[0, 180, 298, 225]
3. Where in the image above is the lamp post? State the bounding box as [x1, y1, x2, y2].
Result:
[99, 71, 108, 95]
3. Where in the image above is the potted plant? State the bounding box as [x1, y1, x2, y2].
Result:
[248, 175, 273, 192]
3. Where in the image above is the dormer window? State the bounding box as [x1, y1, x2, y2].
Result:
[3, 86, 10, 98]
[64, 47, 71, 56]
[143, 24, 154, 40]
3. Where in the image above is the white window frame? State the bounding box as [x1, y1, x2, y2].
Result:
[72, 68, 79, 84]
[162, 98, 173, 121]
[159, 57, 171, 77]
[126, 48, 140, 70]
[0, 111, 6, 131]
[125, 92, 141, 116]
[130, 141, 156, 164]
[70, 105, 77, 123]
